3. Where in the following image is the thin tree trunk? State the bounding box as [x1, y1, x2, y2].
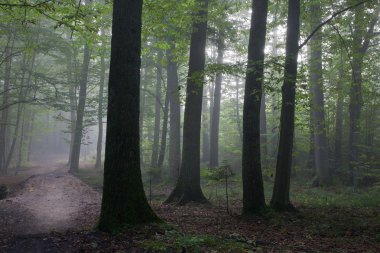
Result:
[270, 0, 300, 211]
[69, 45, 91, 174]
[235, 77, 242, 142]
[334, 53, 344, 170]
[67, 50, 77, 165]
[202, 86, 210, 163]
[167, 46, 181, 181]
[157, 85, 169, 169]
[151, 50, 163, 168]
[95, 30, 106, 170]
[0, 43, 12, 175]
[260, 94, 267, 166]
[209, 39, 224, 168]
[242, 0, 269, 213]
[309, 2, 330, 186]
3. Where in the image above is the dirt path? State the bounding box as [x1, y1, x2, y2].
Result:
[0, 167, 101, 236]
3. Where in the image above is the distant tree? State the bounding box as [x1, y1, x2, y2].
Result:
[69, 44, 90, 174]
[94, 29, 107, 170]
[308, 2, 330, 186]
[98, 0, 158, 231]
[242, 0, 269, 213]
[348, 2, 379, 184]
[270, 0, 300, 211]
[165, 0, 209, 204]
[166, 44, 181, 181]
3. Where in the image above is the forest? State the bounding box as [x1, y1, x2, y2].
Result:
[0, 0, 379, 252]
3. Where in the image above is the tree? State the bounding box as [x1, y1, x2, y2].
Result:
[165, 0, 209, 204]
[209, 37, 224, 169]
[98, 0, 158, 231]
[94, 29, 107, 170]
[69, 44, 90, 174]
[348, 2, 379, 184]
[166, 45, 181, 181]
[241, 0, 269, 213]
[270, 0, 300, 211]
[308, 2, 330, 186]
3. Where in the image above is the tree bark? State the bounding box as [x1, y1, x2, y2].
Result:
[98, 0, 158, 232]
[166, 46, 181, 181]
[69, 45, 91, 174]
[270, 0, 300, 211]
[151, 50, 163, 168]
[95, 30, 106, 170]
[157, 83, 169, 169]
[165, 0, 209, 205]
[309, 2, 330, 186]
[0, 44, 12, 175]
[334, 53, 344, 170]
[209, 39, 224, 168]
[242, 0, 269, 213]
[202, 86, 210, 163]
[348, 4, 379, 185]
[235, 77, 242, 142]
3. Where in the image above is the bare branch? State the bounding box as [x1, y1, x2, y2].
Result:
[299, 0, 372, 50]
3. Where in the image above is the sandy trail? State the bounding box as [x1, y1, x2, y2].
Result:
[0, 164, 101, 235]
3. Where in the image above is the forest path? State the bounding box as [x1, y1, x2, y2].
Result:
[0, 163, 101, 236]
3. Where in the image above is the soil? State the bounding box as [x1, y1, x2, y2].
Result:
[0, 163, 379, 252]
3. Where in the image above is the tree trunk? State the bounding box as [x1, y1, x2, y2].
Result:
[209, 39, 224, 168]
[260, 94, 267, 166]
[69, 45, 91, 174]
[270, 0, 300, 211]
[167, 47, 181, 181]
[151, 50, 163, 168]
[334, 53, 344, 171]
[67, 50, 77, 165]
[309, 2, 330, 186]
[98, 0, 158, 232]
[348, 4, 379, 185]
[165, 0, 209, 205]
[202, 86, 210, 163]
[95, 30, 106, 170]
[242, 0, 269, 213]
[235, 77, 242, 142]
[0, 44, 12, 175]
[157, 82, 170, 169]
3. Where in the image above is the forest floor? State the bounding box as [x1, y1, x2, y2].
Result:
[0, 164, 379, 252]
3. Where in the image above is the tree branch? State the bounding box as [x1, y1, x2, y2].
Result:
[299, 0, 372, 50]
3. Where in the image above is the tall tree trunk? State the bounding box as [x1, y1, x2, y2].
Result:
[17, 108, 27, 168]
[95, 30, 106, 170]
[167, 47, 181, 181]
[151, 50, 163, 168]
[157, 86, 169, 169]
[67, 50, 77, 165]
[334, 53, 344, 171]
[260, 94, 267, 166]
[165, 0, 209, 205]
[202, 86, 210, 163]
[27, 111, 35, 162]
[0, 44, 12, 175]
[69, 45, 91, 174]
[98, 0, 158, 232]
[140, 65, 148, 165]
[348, 4, 379, 185]
[309, 2, 330, 186]
[242, 0, 269, 213]
[270, 0, 300, 211]
[235, 77, 242, 142]
[209, 39, 224, 168]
